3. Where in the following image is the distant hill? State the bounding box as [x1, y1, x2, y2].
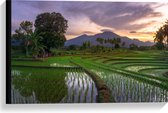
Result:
[65, 31, 154, 47]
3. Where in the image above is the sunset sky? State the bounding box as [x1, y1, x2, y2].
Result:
[12, 0, 168, 42]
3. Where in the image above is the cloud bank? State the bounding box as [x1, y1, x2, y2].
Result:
[12, 1, 167, 41]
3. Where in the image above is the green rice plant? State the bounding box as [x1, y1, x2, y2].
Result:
[12, 50, 167, 103]
[63, 71, 98, 103]
[102, 71, 168, 102]
[12, 67, 68, 103]
[139, 68, 168, 78]
[71, 57, 168, 102]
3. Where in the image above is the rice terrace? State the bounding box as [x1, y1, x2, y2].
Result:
[11, 1, 168, 103]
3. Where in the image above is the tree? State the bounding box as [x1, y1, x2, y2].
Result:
[81, 41, 91, 49]
[113, 38, 121, 48]
[96, 38, 104, 45]
[154, 42, 165, 50]
[106, 38, 114, 48]
[19, 21, 33, 34]
[129, 43, 138, 50]
[68, 45, 78, 50]
[87, 41, 91, 48]
[163, 20, 168, 47]
[154, 20, 168, 50]
[104, 39, 108, 44]
[154, 27, 165, 49]
[91, 45, 105, 53]
[30, 32, 46, 58]
[34, 12, 68, 53]
[13, 21, 33, 56]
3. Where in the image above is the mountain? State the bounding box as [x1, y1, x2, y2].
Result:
[65, 31, 154, 47]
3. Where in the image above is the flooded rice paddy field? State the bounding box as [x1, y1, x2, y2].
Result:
[82, 55, 168, 102]
[93, 70, 168, 102]
[11, 53, 168, 103]
[11, 67, 98, 103]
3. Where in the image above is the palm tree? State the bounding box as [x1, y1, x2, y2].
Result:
[30, 32, 46, 59]
[108, 39, 114, 48]
[13, 21, 33, 57]
[113, 38, 121, 48]
[24, 35, 31, 57]
[82, 41, 91, 49]
[104, 39, 108, 44]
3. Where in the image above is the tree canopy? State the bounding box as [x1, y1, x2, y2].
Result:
[35, 12, 68, 52]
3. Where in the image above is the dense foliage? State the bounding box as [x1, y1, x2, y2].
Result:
[154, 20, 168, 50]
[35, 12, 68, 52]
[12, 12, 68, 58]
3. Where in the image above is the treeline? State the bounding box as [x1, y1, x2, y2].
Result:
[68, 37, 124, 51]
[66, 37, 161, 52]
[67, 42, 158, 54]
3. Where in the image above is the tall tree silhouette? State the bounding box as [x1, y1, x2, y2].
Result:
[35, 12, 68, 53]
[13, 21, 33, 56]
[154, 20, 168, 49]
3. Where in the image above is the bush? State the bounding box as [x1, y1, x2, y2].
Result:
[138, 46, 150, 51]
[67, 45, 79, 50]
[50, 49, 77, 56]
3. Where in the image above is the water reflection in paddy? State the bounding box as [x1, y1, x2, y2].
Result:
[62, 72, 98, 103]
[11, 69, 98, 103]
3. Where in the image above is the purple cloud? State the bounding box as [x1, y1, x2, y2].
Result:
[12, 1, 163, 35]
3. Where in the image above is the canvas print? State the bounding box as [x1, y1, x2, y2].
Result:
[10, 0, 168, 104]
